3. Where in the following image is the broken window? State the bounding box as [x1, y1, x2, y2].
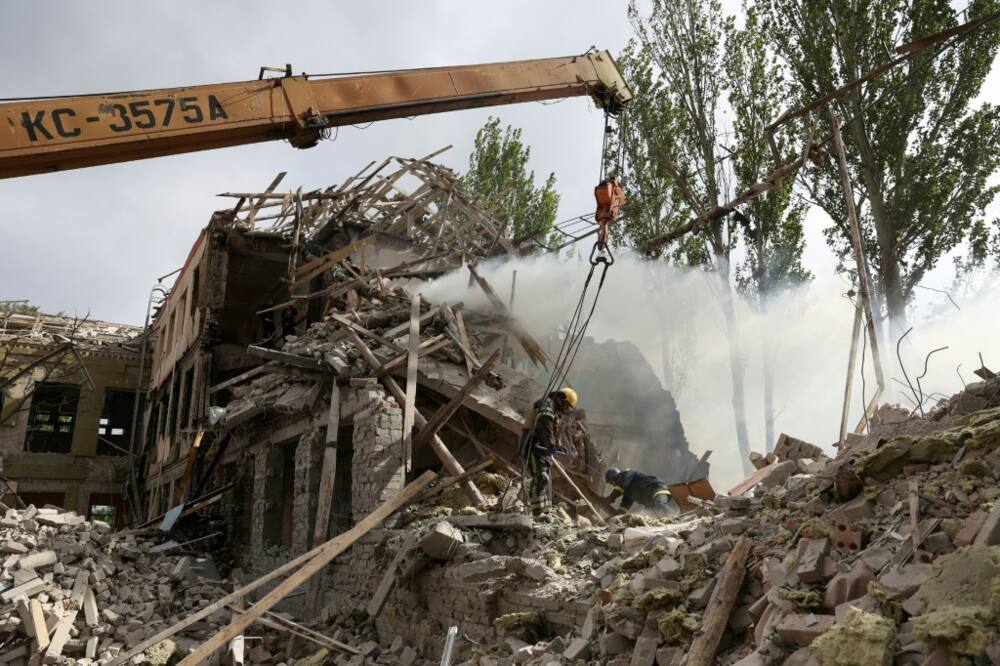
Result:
[190, 268, 200, 316]
[97, 388, 135, 456]
[88, 493, 125, 528]
[24, 382, 80, 454]
[262, 444, 295, 547]
[178, 293, 188, 338]
[180, 367, 194, 430]
[19, 491, 66, 511]
[166, 310, 176, 355]
[145, 403, 158, 458]
[89, 504, 114, 524]
[158, 392, 169, 438]
[169, 373, 181, 437]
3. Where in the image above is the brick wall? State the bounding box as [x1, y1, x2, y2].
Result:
[348, 383, 404, 522]
[291, 429, 323, 555]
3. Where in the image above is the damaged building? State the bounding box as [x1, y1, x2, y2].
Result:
[130, 153, 702, 616]
[1, 154, 1000, 666]
[29, 147, 1000, 666]
[0, 311, 143, 526]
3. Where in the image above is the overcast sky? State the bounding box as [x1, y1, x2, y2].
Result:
[0, 1, 994, 326]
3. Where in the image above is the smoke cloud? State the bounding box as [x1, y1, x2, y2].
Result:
[420, 252, 998, 491]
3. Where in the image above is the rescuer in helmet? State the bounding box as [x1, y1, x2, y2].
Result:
[519, 387, 578, 517]
[605, 467, 678, 517]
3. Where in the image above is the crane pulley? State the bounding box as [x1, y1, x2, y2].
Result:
[594, 177, 626, 251]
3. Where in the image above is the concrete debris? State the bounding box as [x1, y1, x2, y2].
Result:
[290, 376, 1000, 665]
[0, 504, 237, 665]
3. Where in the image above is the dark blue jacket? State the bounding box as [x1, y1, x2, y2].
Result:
[609, 469, 667, 509]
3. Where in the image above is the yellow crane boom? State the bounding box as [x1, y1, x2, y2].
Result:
[0, 51, 631, 179]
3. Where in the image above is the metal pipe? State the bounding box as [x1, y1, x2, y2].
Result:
[125, 282, 169, 523]
[439, 626, 458, 666]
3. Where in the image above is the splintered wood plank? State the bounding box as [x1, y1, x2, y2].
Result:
[246, 172, 287, 229]
[414, 457, 494, 504]
[29, 600, 48, 649]
[330, 314, 405, 354]
[208, 363, 273, 394]
[247, 345, 330, 371]
[366, 531, 420, 617]
[441, 304, 480, 371]
[45, 609, 80, 661]
[305, 383, 341, 614]
[375, 335, 450, 378]
[552, 459, 605, 524]
[292, 235, 376, 285]
[175, 472, 436, 666]
[467, 265, 547, 366]
[315, 385, 340, 548]
[403, 296, 421, 472]
[686, 537, 751, 666]
[454, 309, 475, 376]
[413, 349, 501, 449]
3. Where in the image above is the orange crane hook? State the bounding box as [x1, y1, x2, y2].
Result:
[593, 177, 625, 250]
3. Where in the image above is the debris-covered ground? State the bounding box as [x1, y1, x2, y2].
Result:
[0, 504, 342, 665]
[311, 375, 1000, 665]
[5, 377, 1000, 665]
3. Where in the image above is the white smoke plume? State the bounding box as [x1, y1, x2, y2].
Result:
[419, 252, 998, 491]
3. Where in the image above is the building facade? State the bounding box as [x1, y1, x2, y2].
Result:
[0, 312, 144, 526]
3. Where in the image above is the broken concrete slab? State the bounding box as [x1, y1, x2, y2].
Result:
[419, 521, 465, 560]
[447, 513, 533, 531]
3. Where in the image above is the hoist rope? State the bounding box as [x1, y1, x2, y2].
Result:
[518, 105, 621, 514]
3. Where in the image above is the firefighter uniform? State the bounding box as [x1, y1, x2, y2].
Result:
[608, 469, 676, 517]
[519, 398, 559, 516]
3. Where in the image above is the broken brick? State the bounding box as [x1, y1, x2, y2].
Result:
[775, 613, 836, 645]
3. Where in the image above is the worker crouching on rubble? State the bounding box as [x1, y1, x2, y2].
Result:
[519, 387, 578, 517]
[605, 468, 678, 517]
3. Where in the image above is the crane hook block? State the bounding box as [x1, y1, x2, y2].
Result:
[594, 178, 625, 248]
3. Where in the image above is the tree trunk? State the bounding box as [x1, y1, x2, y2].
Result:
[846, 109, 908, 338]
[763, 329, 775, 453]
[714, 253, 752, 476]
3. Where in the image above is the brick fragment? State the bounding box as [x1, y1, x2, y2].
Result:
[775, 613, 836, 645]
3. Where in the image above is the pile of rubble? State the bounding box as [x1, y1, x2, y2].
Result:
[6, 383, 1000, 665]
[0, 503, 269, 665]
[302, 376, 1000, 666]
[0, 312, 143, 351]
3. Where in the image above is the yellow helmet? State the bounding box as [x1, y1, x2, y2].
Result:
[557, 387, 578, 408]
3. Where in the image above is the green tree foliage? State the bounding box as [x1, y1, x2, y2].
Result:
[605, 0, 821, 463]
[724, 9, 811, 301]
[464, 117, 560, 244]
[618, 0, 737, 266]
[756, 0, 1000, 333]
[0, 301, 40, 316]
